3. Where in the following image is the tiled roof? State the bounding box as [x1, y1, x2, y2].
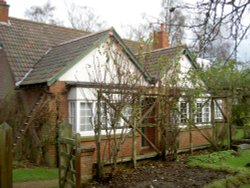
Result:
[0, 17, 192, 85]
[0, 17, 90, 82]
[0, 17, 143, 84]
[123, 39, 141, 54]
[142, 46, 186, 79]
[20, 29, 111, 85]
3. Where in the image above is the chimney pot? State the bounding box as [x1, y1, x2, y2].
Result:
[153, 23, 169, 50]
[160, 23, 165, 32]
[0, 0, 9, 23]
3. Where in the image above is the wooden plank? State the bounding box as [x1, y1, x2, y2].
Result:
[58, 137, 76, 145]
[60, 151, 76, 160]
[0, 122, 13, 188]
[96, 93, 102, 179]
[75, 133, 81, 188]
[132, 109, 137, 168]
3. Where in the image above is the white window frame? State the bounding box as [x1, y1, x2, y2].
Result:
[68, 100, 132, 136]
[68, 101, 77, 133]
[195, 100, 211, 124]
[79, 102, 94, 134]
[179, 101, 189, 125]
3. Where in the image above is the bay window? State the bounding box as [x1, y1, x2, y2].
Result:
[68, 100, 131, 136]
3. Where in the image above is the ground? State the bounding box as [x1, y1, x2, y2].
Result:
[84, 157, 228, 188]
[13, 152, 229, 188]
[13, 179, 58, 188]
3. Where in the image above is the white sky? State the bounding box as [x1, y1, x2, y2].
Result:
[5, 0, 250, 62]
[7, 0, 163, 34]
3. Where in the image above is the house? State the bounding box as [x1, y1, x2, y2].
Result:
[0, 1, 225, 181]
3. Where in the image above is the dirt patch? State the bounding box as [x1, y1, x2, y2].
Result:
[13, 179, 58, 188]
[84, 160, 228, 188]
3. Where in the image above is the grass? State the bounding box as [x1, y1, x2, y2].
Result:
[233, 128, 245, 140]
[13, 167, 58, 182]
[187, 149, 250, 188]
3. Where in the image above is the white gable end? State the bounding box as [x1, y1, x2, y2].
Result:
[59, 40, 148, 86]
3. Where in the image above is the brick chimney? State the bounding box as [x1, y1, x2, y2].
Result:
[153, 23, 169, 50]
[0, 0, 9, 23]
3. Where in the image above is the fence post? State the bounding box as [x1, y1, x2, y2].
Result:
[0, 122, 13, 188]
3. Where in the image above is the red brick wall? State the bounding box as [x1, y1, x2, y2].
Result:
[178, 127, 212, 149]
[80, 135, 141, 161]
[49, 81, 68, 121]
[79, 135, 141, 181]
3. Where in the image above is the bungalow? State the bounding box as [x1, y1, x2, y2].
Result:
[0, 0, 225, 181]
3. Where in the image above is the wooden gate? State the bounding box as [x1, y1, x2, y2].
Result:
[0, 122, 13, 188]
[58, 123, 81, 188]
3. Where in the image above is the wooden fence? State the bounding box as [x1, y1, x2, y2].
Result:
[0, 122, 13, 188]
[58, 123, 81, 188]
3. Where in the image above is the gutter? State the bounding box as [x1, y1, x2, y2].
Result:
[15, 68, 33, 87]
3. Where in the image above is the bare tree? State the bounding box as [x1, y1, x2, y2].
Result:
[67, 3, 107, 32]
[160, 0, 186, 45]
[25, 1, 62, 25]
[123, 0, 186, 45]
[123, 23, 151, 41]
[189, 0, 250, 62]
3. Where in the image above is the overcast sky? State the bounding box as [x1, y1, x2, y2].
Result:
[7, 0, 163, 33]
[6, 0, 250, 62]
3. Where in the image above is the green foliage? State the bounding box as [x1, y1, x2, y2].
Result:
[13, 168, 58, 182]
[196, 59, 243, 95]
[205, 172, 250, 188]
[188, 150, 236, 165]
[188, 150, 250, 188]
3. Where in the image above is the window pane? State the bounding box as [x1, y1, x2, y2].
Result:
[203, 103, 210, 122]
[196, 103, 202, 123]
[215, 100, 223, 119]
[180, 102, 187, 123]
[123, 105, 132, 126]
[80, 102, 93, 132]
[69, 101, 76, 132]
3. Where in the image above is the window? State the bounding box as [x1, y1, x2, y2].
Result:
[109, 104, 132, 127]
[68, 100, 132, 136]
[195, 101, 210, 123]
[123, 105, 132, 126]
[80, 102, 93, 132]
[180, 102, 188, 124]
[69, 101, 76, 132]
[215, 99, 223, 119]
[203, 103, 210, 122]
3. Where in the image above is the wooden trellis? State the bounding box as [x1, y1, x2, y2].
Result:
[93, 87, 229, 178]
[94, 88, 171, 178]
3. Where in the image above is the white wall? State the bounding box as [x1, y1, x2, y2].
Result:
[59, 39, 148, 87]
[160, 54, 194, 88]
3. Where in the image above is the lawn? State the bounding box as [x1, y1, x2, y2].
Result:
[13, 167, 58, 182]
[187, 149, 250, 188]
